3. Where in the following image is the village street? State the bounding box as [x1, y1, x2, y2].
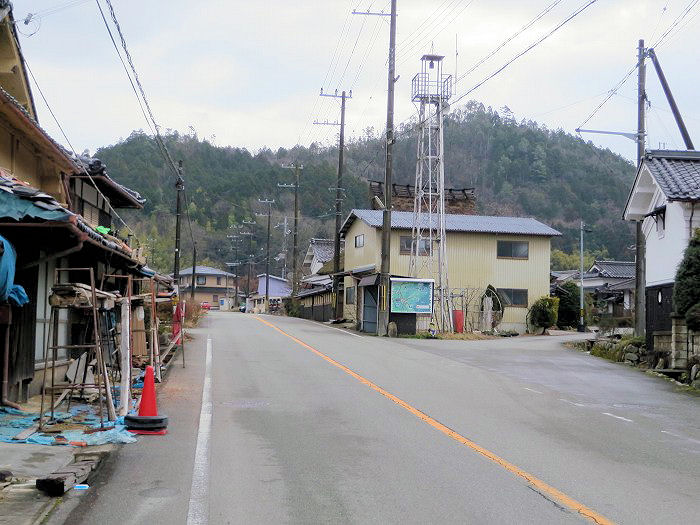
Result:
[49, 311, 700, 525]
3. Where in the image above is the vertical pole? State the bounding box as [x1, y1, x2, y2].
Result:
[190, 243, 197, 301]
[378, 0, 397, 336]
[579, 221, 585, 332]
[173, 160, 184, 291]
[333, 92, 346, 319]
[265, 201, 271, 313]
[292, 166, 300, 296]
[247, 233, 253, 299]
[234, 243, 239, 307]
[635, 39, 646, 338]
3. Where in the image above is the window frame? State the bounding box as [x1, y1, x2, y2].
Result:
[216, 276, 223, 285]
[497, 240, 529, 260]
[399, 235, 430, 255]
[354, 234, 365, 248]
[196, 275, 206, 285]
[497, 288, 529, 308]
[345, 286, 356, 305]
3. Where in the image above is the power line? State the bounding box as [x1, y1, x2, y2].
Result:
[450, 0, 599, 109]
[20, 56, 138, 240]
[454, 0, 563, 87]
[99, 0, 179, 177]
[395, 0, 475, 66]
[651, 0, 700, 48]
[395, 0, 456, 55]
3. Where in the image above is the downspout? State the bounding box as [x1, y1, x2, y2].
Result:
[689, 203, 695, 240]
[61, 172, 73, 211]
[2, 307, 20, 409]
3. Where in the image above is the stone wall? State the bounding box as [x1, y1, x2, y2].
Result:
[668, 315, 700, 369]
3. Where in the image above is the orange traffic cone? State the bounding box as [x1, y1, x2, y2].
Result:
[125, 365, 168, 435]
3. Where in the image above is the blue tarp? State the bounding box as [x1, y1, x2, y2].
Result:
[0, 406, 137, 446]
[0, 234, 28, 306]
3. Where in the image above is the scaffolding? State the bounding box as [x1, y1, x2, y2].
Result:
[410, 54, 453, 332]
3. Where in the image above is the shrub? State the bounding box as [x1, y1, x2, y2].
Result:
[673, 230, 700, 316]
[685, 303, 700, 332]
[530, 296, 560, 334]
[556, 281, 580, 328]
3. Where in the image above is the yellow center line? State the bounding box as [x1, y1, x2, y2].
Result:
[253, 315, 614, 525]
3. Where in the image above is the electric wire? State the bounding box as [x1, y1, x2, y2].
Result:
[101, 0, 179, 177]
[454, 0, 563, 87]
[394, 0, 457, 56]
[20, 57, 138, 239]
[395, 0, 471, 65]
[450, 0, 599, 109]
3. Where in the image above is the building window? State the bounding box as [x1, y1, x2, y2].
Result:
[196, 275, 206, 285]
[399, 236, 430, 255]
[497, 288, 528, 307]
[346, 286, 356, 305]
[212, 294, 219, 304]
[217, 276, 223, 285]
[355, 234, 364, 248]
[497, 240, 529, 259]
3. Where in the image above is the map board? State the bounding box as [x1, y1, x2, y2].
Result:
[390, 278, 434, 314]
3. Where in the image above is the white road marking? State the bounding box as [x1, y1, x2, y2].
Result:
[602, 412, 633, 423]
[523, 387, 544, 394]
[559, 398, 585, 407]
[187, 336, 213, 525]
[323, 323, 364, 338]
[661, 430, 700, 444]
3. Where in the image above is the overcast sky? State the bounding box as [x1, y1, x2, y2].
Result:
[12, 0, 700, 162]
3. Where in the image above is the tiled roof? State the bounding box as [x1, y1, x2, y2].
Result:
[178, 266, 235, 277]
[643, 150, 700, 200]
[308, 238, 334, 262]
[590, 260, 635, 279]
[341, 209, 561, 236]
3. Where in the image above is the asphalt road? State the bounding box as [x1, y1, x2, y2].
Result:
[50, 312, 700, 524]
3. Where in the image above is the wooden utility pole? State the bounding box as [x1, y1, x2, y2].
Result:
[379, 0, 398, 336]
[635, 39, 646, 338]
[280, 164, 303, 295]
[353, 1, 395, 334]
[173, 160, 184, 292]
[316, 89, 352, 319]
[258, 199, 274, 312]
[190, 242, 197, 301]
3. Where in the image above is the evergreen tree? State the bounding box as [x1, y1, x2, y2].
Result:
[672, 230, 700, 317]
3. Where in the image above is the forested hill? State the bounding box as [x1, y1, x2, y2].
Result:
[96, 101, 635, 274]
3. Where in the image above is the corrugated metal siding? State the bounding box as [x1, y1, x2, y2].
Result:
[388, 230, 550, 328]
[341, 223, 551, 330]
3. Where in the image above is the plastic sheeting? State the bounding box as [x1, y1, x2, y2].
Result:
[0, 406, 137, 446]
[0, 234, 28, 306]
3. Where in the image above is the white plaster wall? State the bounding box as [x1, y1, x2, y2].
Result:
[645, 201, 700, 286]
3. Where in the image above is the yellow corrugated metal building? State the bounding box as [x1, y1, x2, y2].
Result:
[339, 209, 561, 333]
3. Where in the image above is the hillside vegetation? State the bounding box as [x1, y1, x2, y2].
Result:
[96, 102, 636, 274]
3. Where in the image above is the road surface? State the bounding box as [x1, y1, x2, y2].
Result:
[49, 311, 700, 524]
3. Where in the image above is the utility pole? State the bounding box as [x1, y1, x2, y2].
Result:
[258, 199, 274, 313]
[280, 164, 303, 295]
[173, 160, 184, 294]
[353, 1, 395, 334]
[316, 89, 352, 319]
[380, 0, 397, 336]
[227, 233, 241, 306]
[190, 242, 197, 301]
[635, 39, 646, 338]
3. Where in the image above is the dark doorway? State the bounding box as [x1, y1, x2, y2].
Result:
[362, 286, 378, 333]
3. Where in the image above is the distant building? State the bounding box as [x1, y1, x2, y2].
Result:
[302, 238, 335, 275]
[339, 209, 560, 334]
[177, 266, 236, 307]
[624, 149, 700, 365]
[248, 274, 291, 313]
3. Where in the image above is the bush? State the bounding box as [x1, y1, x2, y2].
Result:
[556, 281, 580, 328]
[673, 230, 700, 316]
[685, 303, 700, 331]
[530, 296, 560, 334]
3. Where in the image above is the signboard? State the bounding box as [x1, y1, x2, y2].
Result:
[390, 278, 434, 314]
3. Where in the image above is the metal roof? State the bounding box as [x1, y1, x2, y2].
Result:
[340, 209, 561, 236]
[641, 150, 700, 201]
[178, 266, 235, 277]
